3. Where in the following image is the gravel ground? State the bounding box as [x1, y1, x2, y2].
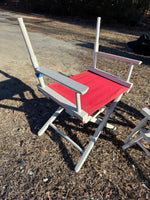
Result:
[0, 9, 150, 200]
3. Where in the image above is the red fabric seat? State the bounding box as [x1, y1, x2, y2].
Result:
[48, 71, 129, 115]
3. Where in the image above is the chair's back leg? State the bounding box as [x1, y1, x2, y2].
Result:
[18, 18, 45, 87]
[126, 64, 134, 82]
[93, 17, 101, 68]
[18, 18, 39, 69]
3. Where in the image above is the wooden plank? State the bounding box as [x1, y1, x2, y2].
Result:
[37, 84, 89, 122]
[141, 107, 150, 120]
[97, 51, 142, 65]
[36, 67, 89, 95]
[88, 66, 132, 88]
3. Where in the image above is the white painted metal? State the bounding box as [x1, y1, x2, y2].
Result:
[93, 17, 101, 68]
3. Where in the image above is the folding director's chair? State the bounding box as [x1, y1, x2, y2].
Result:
[122, 106, 150, 156]
[18, 17, 142, 172]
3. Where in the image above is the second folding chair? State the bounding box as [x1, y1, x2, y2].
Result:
[123, 106, 150, 156]
[18, 17, 142, 172]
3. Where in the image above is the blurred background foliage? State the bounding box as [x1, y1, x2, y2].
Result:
[1, 0, 150, 24]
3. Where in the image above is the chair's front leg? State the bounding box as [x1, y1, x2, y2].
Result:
[38, 107, 64, 136]
[75, 100, 118, 172]
[75, 120, 104, 172]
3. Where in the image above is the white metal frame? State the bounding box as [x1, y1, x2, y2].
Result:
[18, 17, 142, 172]
[122, 107, 150, 156]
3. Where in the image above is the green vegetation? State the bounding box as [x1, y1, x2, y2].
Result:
[2, 0, 150, 24]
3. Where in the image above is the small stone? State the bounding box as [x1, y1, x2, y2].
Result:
[46, 191, 51, 198]
[131, 164, 135, 170]
[43, 177, 49, 183]
[27, 169, 33, 176]
[20, 169, 24, 173]
[20, 161, 25, 167]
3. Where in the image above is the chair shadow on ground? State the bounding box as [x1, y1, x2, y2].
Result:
[0, 70, 58, 134]
[0, 70, 149, 178]
[76, 40, 150, 66]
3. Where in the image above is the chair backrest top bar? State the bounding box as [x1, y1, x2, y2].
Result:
[97, 51, 142, 65]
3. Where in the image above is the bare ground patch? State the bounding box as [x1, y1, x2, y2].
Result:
[0, 9, 150, 199]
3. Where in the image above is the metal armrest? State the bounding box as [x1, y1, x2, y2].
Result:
[36, 66, 89, 95]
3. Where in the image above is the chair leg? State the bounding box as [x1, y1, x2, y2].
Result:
[123, 133, 150, 157]
[38, 107, 64, 136]
[137, 141, 150, 156]
[122, 116, 150, 156]
[38, 106, 84, 153]
[124, 117, 148, 143]
[90, 117, 116, 130]
[75, 120, 105, 172]
[122, 134, 143, 150]
[75, 100, 118, 172]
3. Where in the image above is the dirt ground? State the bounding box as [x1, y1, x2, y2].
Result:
[0, 9, 150, 200]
